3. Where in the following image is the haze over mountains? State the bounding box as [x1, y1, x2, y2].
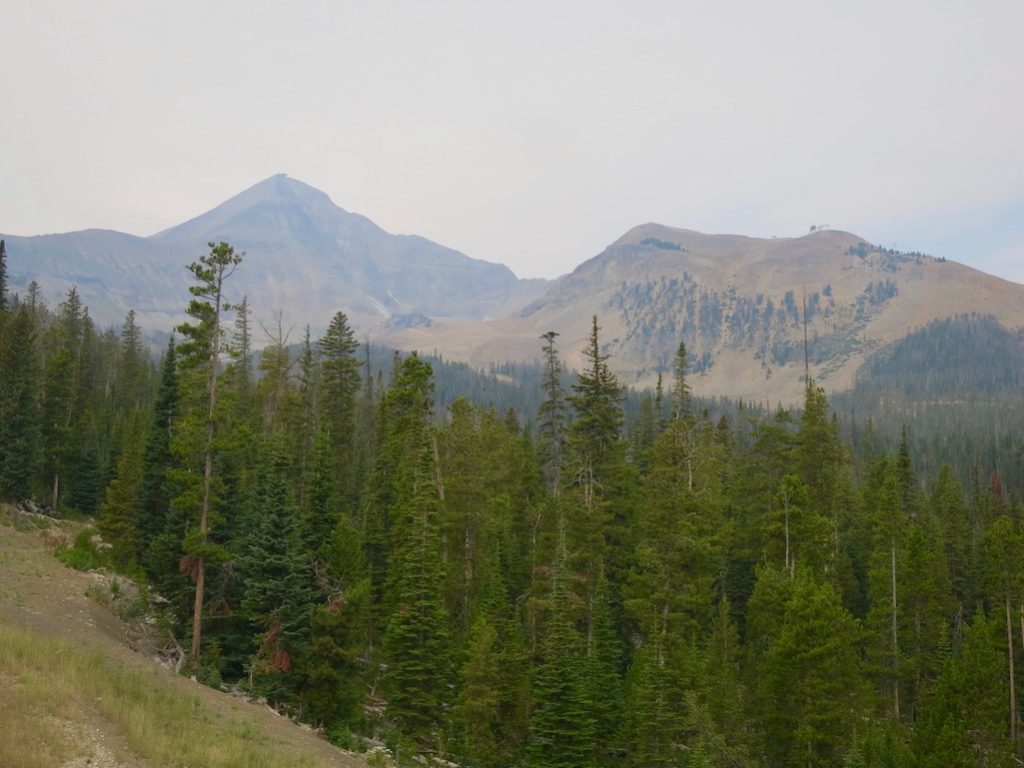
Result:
[6, 175, 1024, 405]
[4, 175, 549, 334]
[387, 224, 1024, 403]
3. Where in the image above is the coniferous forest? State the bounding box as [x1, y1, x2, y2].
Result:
[4, 241, 1024, 767]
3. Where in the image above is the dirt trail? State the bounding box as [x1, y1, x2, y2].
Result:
[0, 512, 366, 768]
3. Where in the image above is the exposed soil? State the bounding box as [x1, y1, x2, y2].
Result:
[0, 509, 366, 768]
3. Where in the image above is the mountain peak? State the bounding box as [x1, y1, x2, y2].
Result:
[239, 174, 335, 206]
[149, 174, 350, 244]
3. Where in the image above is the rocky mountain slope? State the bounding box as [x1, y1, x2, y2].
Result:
[382, 224, 1024, 404]
[3, 175, 549, 333]
[7, 179, 1024, 406]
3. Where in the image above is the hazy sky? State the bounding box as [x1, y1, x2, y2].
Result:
[3, 1, 1023, 283]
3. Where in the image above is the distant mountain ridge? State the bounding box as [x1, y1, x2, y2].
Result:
[382, 223, 1024, 404]
[3, 175, 550, 333]
[7, 178, 1024, 406]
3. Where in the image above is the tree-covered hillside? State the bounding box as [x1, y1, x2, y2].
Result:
[835, 313, 1024, 494]
[2, 242, 1024, 767]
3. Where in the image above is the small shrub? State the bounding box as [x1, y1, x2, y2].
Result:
[326, 725, 363, 751]
[56, 546, 100, 571]
[197, 640, 224, 688]
[115, 583, 150, 622]
[55, 527, 109, 572]
[366, 745, 396, 768]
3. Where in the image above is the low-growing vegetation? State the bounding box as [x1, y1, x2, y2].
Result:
[0, 623, 325, 768]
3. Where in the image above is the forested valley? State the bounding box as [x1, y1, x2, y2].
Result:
[2, 241, 1024, 767]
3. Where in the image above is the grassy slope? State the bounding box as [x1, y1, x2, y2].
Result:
[0, 508, 366, 768]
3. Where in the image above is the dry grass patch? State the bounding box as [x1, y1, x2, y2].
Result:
[0, 624, 324, 767]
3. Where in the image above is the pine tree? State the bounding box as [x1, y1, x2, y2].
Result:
[755, 570, 869, 766]
[98, 414, 146, 568]
[301, 517, 371, 729]
[255, 313, 297, 436]
[567, 316, 623, 492]
[365, 354, 433, 611]
[626, 412, 721, 653]
[981, 515, 1024, 746]
[528, 525, 595, 768]
[903, 519, 953, 716]
[39, 345, 75, 510]
[174, 241, 243, 667]
[564, 316, 634, 732]
[794, 381, 845, 517]
[453, 615, 503, 765]
[619, 643, 687, 768]
[319, 310, 361, 515]
[294, 326, 320, 512]
[118, 309, 148, 407]
[238, 444, 316, 702]
[139, 339, 179, 576]
[670, 340, 692, 422]
[698, 598, 756, 766]
[763, 473, 832, 578]
[538, 331, 568, 495]
[231, 296, 254, 394]
[915, 609, 1013, 766]
[26, 280, 41, 315]
[462, 535, 532, 764]
[0, 307, 39, 500]
[381, 439, 451, 745]
[930, 465, 972, 616]
[0, 239, 8, 316]
[582, 569, 623, 762]
[629, 392, 658, 475]
[39, 287, 89, 511]
[866, 457, 908, 722]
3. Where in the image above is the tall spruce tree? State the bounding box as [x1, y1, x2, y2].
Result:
[0, 307, 38, 500]
[670, 340, 692, 422]
[118, 309, 147, 407]
[981, 515, 1024, 747]
[754, 569, 870, 766]
[866, 456, 908, 721]
[568, 316, 624, 492]
[453, 615, 504, 765]
[528, 524, 595, 768]
[294, 326, 320, 512]
[39, 287, 88, 511]
[381, 437, 451, 745]
[365, 353, 433, 611]
[318, 310, 361, 516]
[301, 516, 372, 729]
[915, 609, 1013, 766]
[139, 339, 179, 576]
[98, 413, 146, 568]
[538, 331, 568, 495]
[0, 239, 8, 316]
[239, 443, 316, 702]
[39, 345, 74, 510]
